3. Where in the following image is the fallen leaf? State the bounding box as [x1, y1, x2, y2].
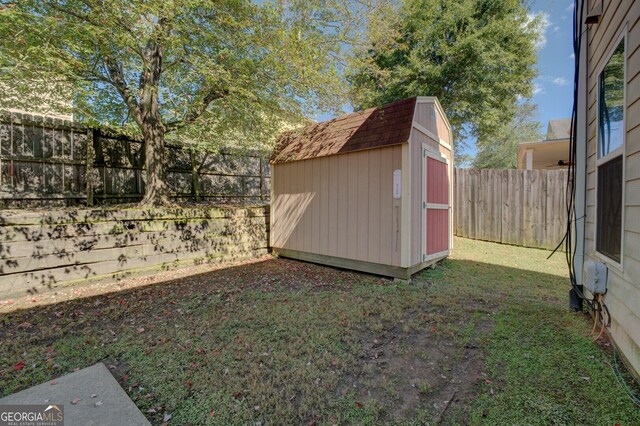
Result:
[355, 401, 363, 409]
[14, 361, 25, 371]
[71, 398, 81, 405]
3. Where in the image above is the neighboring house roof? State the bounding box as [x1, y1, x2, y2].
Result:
[546, 118, 571, 140]
[270, 97, 417, 164]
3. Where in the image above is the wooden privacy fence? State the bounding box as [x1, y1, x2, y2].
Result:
[0, 111, 271, 208]
[454, 168, 568, 250]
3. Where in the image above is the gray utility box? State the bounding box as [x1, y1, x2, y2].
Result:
[583, 260, 608, 294]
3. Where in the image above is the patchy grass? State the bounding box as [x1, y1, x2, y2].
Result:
[1, 238, 639, 425]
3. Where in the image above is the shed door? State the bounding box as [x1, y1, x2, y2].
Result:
[423, 149, 450, 261]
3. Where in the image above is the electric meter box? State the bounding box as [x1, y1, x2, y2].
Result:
[583, 260, 608, 294]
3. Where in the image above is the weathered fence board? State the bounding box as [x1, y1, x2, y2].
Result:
[0, 205, 270, 298]
[0, 111, 271, 207]
[455, 168, 568, 250]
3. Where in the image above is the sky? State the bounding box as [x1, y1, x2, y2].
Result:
[524, 0, 575, 134]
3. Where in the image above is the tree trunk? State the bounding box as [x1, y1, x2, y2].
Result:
[140, 121, 172, 207]
[138, 37, 172, 207]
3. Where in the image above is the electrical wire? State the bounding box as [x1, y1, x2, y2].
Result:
[592, 295, 606, 342]
[590, 296, 599, 335]
[604, 346, 640, 408]
[552, 0, 594, 311]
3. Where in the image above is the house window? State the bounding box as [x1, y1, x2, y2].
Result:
[596, 38, 625, 264]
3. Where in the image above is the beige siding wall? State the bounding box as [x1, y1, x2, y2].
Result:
[271, 145, 403, 266]
[410, 101, 454, 266]
[584, 0, 640, 374]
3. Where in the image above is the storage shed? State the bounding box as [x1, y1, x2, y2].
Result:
[270, 97, 453, 279]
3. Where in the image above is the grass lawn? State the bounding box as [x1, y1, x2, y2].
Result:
[1, 237, 639, 425]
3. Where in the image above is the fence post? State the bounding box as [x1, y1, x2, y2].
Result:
[86, 128, 95, 206]
[259, 156, 264, 201]
[190, 148, 200, 203]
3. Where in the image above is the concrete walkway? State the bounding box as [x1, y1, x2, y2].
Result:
[0, 363, 150, 426]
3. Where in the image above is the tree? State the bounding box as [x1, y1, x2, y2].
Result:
[0, 0, 375, 206]
[349, 0, 542, 159]
[472, 100, 541, 169]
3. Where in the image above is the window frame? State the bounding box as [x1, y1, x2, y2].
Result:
[594, 28, 627, 269]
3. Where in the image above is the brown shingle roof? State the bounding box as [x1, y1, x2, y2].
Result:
[270, 97, 417, 164]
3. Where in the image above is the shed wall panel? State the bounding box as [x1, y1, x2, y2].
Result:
[319, 156, 330, 255]
[328, 156, 339, 255]
[391, 146, 403, 266]
[271, 145, 403, 267]
[368, 149, 381, 264]
[337, 155, 349, 259]
[357, 153, 370, 261]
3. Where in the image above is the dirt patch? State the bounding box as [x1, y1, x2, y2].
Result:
[337, 307, 493, 424]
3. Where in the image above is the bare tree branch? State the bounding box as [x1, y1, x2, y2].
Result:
[104, 58, 142, 126]
[165, 87, 229, 132]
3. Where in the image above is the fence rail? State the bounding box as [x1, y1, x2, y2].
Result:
[0, 111, 271, 208]
[454, 168, 568, 250]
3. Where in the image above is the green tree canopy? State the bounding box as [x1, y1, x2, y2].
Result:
[472, 100, 541, 169]
[0, 0, 376, 205]
[349, 0, 542, 159]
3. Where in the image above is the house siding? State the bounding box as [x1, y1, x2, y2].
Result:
[584, 0, 640, 374]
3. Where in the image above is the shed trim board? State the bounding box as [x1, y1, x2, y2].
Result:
[401, 142, 412, 267]
[272, 248, 448, 280]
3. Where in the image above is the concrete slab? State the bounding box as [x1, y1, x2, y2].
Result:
[0, 363, 150, 426]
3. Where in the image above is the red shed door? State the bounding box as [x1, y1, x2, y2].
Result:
[423, 149, 450, 262]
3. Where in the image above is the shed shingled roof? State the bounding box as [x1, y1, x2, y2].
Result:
[270, 97, 417, 164]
